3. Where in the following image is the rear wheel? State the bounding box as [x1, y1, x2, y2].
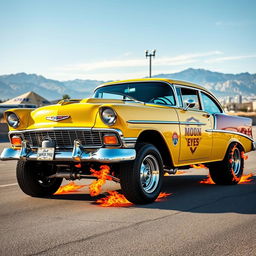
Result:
[120, 144, 164, 204]
[16, 160, 63, 197]
[209, 143, 244, 185]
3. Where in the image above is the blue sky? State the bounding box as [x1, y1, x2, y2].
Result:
[0, 0, 256, 80]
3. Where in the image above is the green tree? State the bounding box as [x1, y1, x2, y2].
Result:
[62, 94, 71, 100]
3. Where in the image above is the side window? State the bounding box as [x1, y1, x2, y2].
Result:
[180, 87, 201, 110]
[201, 92, 222, 114]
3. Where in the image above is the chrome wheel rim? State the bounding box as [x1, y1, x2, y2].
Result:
[231, 148, 241, 176]
[140, 155, 160, 193]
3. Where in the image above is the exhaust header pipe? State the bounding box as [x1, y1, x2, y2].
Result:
[48, 172, 120, 183]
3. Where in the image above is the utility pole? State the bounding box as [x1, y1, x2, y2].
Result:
[145, 49, 156, 77]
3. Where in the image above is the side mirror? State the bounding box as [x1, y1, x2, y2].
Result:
[184, 99, 196, 110]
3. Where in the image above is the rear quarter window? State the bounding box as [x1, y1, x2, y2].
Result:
[201, 92, 222, 114]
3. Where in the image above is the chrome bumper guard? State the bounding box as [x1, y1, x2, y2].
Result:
[252, 140, 256, 151]
[0, 140, 136, 163]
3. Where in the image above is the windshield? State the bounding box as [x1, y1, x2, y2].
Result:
[93, 82, 176, 106]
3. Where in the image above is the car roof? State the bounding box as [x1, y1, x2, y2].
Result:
[96, 78, 207, 92]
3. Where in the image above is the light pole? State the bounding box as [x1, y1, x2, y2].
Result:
[145, 49, 156, 78]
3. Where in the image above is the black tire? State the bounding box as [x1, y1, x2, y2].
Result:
[209, 142, 244, 185]
[16, 160, 63, 197]
[120, 143, 164, 204]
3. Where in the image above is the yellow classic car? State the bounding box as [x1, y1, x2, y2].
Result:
[1, 78, 255, 204]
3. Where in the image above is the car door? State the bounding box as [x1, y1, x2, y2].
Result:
[175, 86, 213, 164]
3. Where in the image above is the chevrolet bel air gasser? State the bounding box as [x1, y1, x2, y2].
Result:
[1, 78, 255, 204]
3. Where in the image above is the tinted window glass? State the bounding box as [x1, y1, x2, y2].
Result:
[94, 82, 176, 106]
[201, 92, 222, 114]
[180, 87, 201, 110]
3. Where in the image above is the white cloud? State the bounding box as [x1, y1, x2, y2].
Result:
[122, 52, 133, 57]
[205, 54, 256, 63]
[54, 51, 222, 73]
[48, 51, 224, 80]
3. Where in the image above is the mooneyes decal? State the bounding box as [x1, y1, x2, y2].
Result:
[46, 116, 70, 122]
[172, 132, 179, 146]
[185, 117, 202, 154]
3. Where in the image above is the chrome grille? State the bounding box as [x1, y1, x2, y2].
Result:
[20, 130, 103, 148]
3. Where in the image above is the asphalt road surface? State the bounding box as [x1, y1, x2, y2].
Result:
[0, 129, 256, 256]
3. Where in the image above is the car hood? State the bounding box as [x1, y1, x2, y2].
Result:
[26, 102, 101, 129]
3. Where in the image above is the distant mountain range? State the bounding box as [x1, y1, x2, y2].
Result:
[0, 68, 255, 101]
[0, 73, 105, 101]
[154, 68, 256, 97]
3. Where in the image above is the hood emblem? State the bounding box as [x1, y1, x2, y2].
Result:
[46, 115, 70, 122]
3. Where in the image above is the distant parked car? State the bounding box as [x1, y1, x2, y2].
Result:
[1, 78, 255, 204]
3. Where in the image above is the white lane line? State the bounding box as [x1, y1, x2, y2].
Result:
[0, 183, 18, 188]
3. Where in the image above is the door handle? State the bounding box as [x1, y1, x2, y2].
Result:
[202, 113, 210, 118]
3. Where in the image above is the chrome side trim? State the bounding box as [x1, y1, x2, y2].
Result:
[127, 120, 180, 124]
[206, 129, 254, 142]
[127, 120, 206, 125]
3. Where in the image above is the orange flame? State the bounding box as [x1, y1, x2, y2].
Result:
[54, 165, 173, 206]
[199, 175, 215, 184]
[89, 165, 112, 197]
[190, 164, 206, 169]
[96, 191, 172, 207]
[229, 143, 238, 164]
[199, 173, 254, 185]
[156, 192, 172, 201]
[164, 170, 186, 176]
[54, 182, 86, 194]
[239, 173, 254, 184]
[96, 191, 133, 207]
[241, 151, 248, 160]
[176, 170, 186, 174]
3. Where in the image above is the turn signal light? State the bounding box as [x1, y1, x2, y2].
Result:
[103, 134, 119, 145]
[11, 136, 22, 146]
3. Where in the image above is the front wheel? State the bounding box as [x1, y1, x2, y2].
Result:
[209, 143, 244, 185]
[120, 144, 164, 204]
[16, 160, 63, 197]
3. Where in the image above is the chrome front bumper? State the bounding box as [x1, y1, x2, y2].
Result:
[0, 142, 136, 163]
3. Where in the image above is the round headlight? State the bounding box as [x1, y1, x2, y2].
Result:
[7, 113, 20, 128]
[100, 107, 117, 126]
